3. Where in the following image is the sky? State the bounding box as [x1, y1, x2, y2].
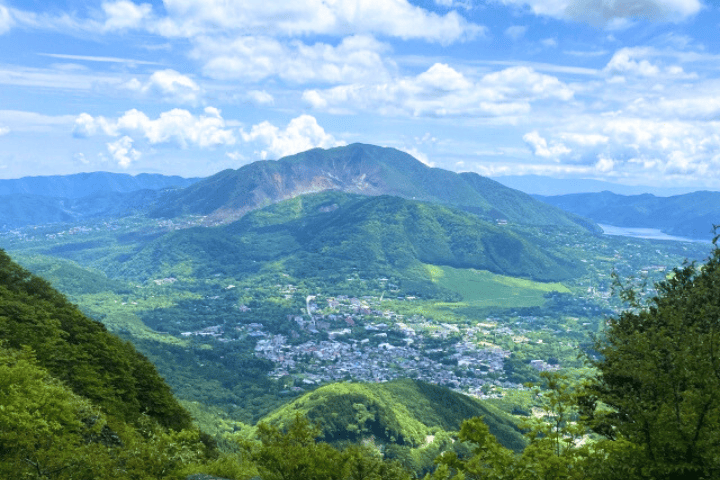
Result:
[0, 0, 719, 190]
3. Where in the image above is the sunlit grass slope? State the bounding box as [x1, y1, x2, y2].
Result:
[425, 264, 571, 309]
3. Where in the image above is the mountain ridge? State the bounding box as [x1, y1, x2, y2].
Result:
[149, 144, 597, 232]
[536, 190, 720, 240]
[0, 171, 199, 198]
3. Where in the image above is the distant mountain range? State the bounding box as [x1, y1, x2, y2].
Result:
[536, 190, 720, 240]
[493, 174, 707, 196]
[0, 190, 163, 229]
[0, 171, 199, 198]
[0, 144, 595, 233]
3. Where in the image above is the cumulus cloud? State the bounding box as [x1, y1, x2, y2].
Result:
[73, 107, 236, 148]
[102, 0, 152, 31]
[303, 63, 573, 119]
[124, 69, 202, 104]
[246, 90, 274, 105]
[240, 115, 345, 159]
[603, 47, 692, 80]
[158, 0, 482, 44]
[107, 136, 141, 168]
[0, 5, 13, 34]
[523, 131, 571, 158]
[194, 34, 393, 84]
[499, 0, 701, 25]
[0, 126, 9, 136]
[520, 113, 720, 183]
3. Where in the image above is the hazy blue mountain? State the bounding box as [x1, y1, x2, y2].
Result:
[493, 175, 704, 196]
[0, 171, 199, 198]
[150, 144, 596, 231]
[536, 190, 720, 240]
[0, 190, 163, 230]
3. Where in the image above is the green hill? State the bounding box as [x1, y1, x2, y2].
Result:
[116, 191, 584, 285]
[257, 379, 526, 475]
[150, 143, 596, 231]
[0, 248, 191, 430]
[260, 379, 524, 450]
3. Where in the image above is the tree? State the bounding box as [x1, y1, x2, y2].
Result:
[249, 414, 344, 480]
[590, 239, 720, 480]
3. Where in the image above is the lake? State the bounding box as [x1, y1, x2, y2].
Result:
[597, 224, 710, 243]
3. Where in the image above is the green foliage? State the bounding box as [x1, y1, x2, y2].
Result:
[247, 414, 411, 480]
[590, 241, 720, 479]
[261, 379, 524, 450]
[0, 249, 192, 430]
[125, 191, 585, 285]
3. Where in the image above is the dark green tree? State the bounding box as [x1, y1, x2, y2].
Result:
[590, 238, 720, 480]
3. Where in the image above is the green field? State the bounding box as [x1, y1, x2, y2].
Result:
[425, 264, 570, 309]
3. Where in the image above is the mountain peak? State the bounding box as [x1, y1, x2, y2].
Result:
[149, 144, 594, 231]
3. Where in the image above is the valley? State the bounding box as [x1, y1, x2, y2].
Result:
[0, 145, 717, 478]
[1, 187, 711, 428]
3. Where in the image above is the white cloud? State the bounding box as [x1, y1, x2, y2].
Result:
[240, 115, 345, 159]
[102, 0, 152, 31]
[520, 112, 720, 183]
[246, 90, 274, 105]
[304, 63, 573, 119]
[74, 107, 236, 148]
[499, 0, 701, 25]
[523, 131, 572, 158]
[124, 69, 202, 105]
[559, 133, 609, 146]
[107, 136, 141, 168]
[505, 25, 527, 40]
[194, 34, 393, 84]
[158, 0, 482, 44]
[604, 47, 660, 77]
[0, 126, 8, 136]
[0, 5, 13, 34]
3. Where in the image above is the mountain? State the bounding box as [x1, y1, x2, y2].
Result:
[0, 190, 162, 229]
[492, 174, 704, 196]
[0, 248, 192, 430]
[261, 379, 524, 449]
[0, 171, 199, 198]
[149, 144, 596, 231]
[258, 379, 526, 475]
[536, 190, 720, 240]
[117, 191, 585, 284]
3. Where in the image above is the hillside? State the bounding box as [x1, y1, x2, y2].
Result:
[116, 191, 585, 284]
[260, 379, 524, 449]
[536, 190, 720, 239]
[0, 190, 163, 230]
[258, 379, 525, 475]
[0, 171, 199, 198]
[0, 248, 192, 430]
[149, 143, 596, 231]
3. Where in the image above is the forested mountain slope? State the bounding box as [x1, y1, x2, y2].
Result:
[536, 190, 720, 239]
[0, 248, 191, 430]
[150, 143, 596, 231]
[117, 191, 585, 284]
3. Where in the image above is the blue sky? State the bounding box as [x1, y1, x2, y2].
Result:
[0, 0, 718, 190]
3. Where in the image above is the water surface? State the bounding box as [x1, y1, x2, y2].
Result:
[598, 224, 709, 243]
